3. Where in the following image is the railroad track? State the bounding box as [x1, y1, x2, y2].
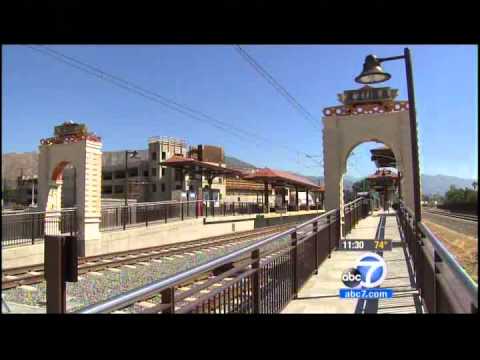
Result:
[119, 225, 316, 314]
[2, 223, 299, 291]
[423, 208, 478, 222]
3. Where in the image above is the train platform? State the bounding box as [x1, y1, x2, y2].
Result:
[282, 210, 423, 314]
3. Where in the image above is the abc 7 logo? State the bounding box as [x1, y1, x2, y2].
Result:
[342, 253, 387, 288]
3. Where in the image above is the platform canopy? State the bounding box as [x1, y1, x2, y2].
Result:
[367, 169, 399, 190]
[243, 168, 324, 192]
[161, 155, 243, 178]
[370, 147, 396, 168]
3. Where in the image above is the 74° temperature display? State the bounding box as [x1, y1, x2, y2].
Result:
[338, 239, 392, 251]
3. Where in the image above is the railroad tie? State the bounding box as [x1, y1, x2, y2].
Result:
[152, 259, 163, 263]
[137, 301, 157, 309]
[27, 271, 42, 276]
[19, 285, 37, 292]
[138, 262, 151, 266]
[112, 310, 128, 314]
[88, 271, 104, 277]
[124, 265, 137, 269]
[107, 268, 122, 273]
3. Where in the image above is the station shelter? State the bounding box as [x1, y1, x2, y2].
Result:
[243, 168, 324, 213]
[367, 168, 399, 211]
[160, 155, 243, 215]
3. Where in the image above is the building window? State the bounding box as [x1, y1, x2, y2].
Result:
[161, 167, 166, 177]
[103, 172, 113, 180]
[114, 185, 124, 194]
[175, 184, 182, 190]
[161, 151, 166, 160]
[175, 168, 183, 182]
[152, 184, 157, 192]
[161, 183, 165, 192]
[102, 185, 112, 194]
[128, 168, 138, 177]
[143, 170, 149, 177]
[114, 170, 125, 179]
[218, 178, 222, 184]
[151, 151, 157, 161]
[151, 168, 157, 176]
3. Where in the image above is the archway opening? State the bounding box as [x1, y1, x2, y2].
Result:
[342, 141, 400, 213]
[47, 161, 78, 211]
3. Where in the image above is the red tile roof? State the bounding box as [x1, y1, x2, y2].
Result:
[244, 168, 324, 191]
[161, 156, 242, 176]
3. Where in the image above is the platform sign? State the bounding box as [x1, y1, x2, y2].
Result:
[338, 86, 398, 105]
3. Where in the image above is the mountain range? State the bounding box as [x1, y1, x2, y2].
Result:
[224, 156, 476, 196]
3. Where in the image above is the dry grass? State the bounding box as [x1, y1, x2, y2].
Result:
[423, 219, 478, 283]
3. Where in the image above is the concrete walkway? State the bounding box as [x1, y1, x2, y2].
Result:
[282, 210, 423, 314]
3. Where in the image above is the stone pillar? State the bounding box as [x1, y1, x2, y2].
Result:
[38, 137, 102, 257]
[44, 180, 63, 235]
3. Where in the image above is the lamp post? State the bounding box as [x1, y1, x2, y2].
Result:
[355, 48, 422, 223]
[124, 150, 139, 206]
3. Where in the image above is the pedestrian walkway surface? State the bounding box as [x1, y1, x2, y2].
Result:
[282, 210, 423, 314]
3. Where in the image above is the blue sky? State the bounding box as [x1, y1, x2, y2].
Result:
[2, 45, 477, 180]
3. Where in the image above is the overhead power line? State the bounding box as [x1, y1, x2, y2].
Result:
[27, 45, 322, 169]
[234, 45, 322, 132]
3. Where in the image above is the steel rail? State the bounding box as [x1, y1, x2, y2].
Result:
[76, 207, 340, 313]
[2, 223, 295, 290]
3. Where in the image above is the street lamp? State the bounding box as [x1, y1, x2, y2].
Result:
[125, 150, 139, 206]
[355, 48, 422, 223]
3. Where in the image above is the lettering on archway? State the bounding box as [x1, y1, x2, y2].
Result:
[322, 87, 419, 229]
[37, 122, 102, 256]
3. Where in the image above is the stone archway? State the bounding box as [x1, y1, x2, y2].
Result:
[322, 87, 418, 222]
[37, 122, 102, 256]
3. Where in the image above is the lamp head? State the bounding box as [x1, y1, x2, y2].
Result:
[355, 55, 391, 84]
[129, 150, 139, 159]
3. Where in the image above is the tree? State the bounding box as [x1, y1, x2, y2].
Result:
[473, 181, 478, 191]
[352, 178, 369, 193]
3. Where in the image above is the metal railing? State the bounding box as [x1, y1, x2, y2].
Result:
[100, 200, 201, 231]
[77, 198, 368, 314]
[342, 197, 369, 237]
[398, 201, 478, 313]
[2, 208, 77, 248]
[205, 201, 263, 218]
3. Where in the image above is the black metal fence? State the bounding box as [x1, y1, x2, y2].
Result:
[342, 198, 370, 237]
[2, 209, 77, 248]
[100, 201, 201, 231]
[100, 200, 268, 231]
[398, 202, 477, 313]
[206, 202, 264, 218]
[77, 199, 368, 314]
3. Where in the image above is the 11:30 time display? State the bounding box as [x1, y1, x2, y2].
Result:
[338, 240, 392, 251]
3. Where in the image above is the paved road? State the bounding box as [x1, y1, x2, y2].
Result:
[422, 211, 477, 239]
